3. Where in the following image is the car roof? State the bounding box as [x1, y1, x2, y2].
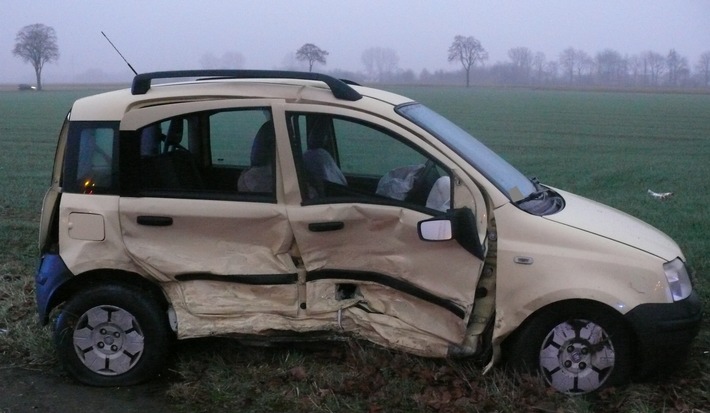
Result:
[68, 71, 413, 121]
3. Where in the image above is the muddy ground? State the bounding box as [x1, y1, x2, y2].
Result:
[0, 364, 175, 413]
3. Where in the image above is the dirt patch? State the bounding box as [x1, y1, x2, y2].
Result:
[0, 364, 176, 413]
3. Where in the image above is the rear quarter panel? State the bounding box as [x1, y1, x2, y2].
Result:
[58, 193, 144, 277]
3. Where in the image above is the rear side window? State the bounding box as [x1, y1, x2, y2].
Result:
[209, 110, 268, 167]
[63, 121, 119, 194]
[130, 108, 275, 200]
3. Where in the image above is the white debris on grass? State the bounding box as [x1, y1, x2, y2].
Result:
[647, 189, 674, 200]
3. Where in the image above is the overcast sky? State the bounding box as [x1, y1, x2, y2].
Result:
[2, 0, 709, 84]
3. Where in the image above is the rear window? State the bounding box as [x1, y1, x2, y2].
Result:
[63, 121, 120, 194]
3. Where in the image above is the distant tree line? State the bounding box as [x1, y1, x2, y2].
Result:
[11, 24, 710, 90]
[196, 39, 710, 90]
[293, 37, 710, 90]
[510, 46, 710, 89]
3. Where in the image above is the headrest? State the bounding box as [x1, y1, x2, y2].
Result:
[250, 121, 275, 166]
[307, 116, 331, 150]
[165, 118, 184, 146]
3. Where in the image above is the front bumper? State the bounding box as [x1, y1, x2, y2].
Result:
[624, 291, 703, 379]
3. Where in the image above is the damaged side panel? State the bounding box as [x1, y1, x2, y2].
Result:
[119, 196, 300, 318]
[178, 280, 299, 316]
[288, 202, 485, 354]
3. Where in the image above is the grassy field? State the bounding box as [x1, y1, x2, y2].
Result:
[1, 85, 708, 412]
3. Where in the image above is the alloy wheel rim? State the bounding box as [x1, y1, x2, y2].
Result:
[539, 319, 615, 394]
[72, 305, 145, 376]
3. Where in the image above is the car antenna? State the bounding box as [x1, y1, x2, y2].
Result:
[101, 31, 138, 75]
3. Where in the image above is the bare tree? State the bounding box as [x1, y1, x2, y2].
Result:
[12, 23, 59, 90]
[507, 47, 533, 83]
[544, 61, 559, 83]
[559, 48, 578, 83]
[577, 50, 594, 84]
[447, 35, 488, 87]
[296, 43, 328, 72]
[643, 51, 666, 86]
[666, 49, 689, 86]
[361, 47, 399, 82]
[532, 51, 546, 83]
[558, 48, 593, 84]
[627, 54, 643, 86]
[595, 49, 625, 85]
[695, 51, 710, 87]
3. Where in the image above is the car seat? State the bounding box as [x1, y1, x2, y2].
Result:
[139, 118, 204, 191]
[238, 120, 275, 193]
[302, 117, 346, 196]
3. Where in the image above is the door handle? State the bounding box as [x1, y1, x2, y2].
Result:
[137, 216, 173, 226]
[308, 221, 344, 232]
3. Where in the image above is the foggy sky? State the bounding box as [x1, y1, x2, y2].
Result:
[2, 0, 709, 84]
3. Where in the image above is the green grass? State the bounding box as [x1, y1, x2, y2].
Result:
[1, 86, 709, 412]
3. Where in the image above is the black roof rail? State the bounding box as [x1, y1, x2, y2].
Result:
[131, 70, 362, 101]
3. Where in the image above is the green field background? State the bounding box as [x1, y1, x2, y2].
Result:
[1, 86, 708, 411]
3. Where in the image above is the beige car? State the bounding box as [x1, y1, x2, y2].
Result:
[36, 70, 701, 394]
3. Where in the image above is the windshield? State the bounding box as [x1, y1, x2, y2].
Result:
[397, 102, 536, 202]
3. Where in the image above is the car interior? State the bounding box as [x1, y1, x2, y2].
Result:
[126, 109, 450, 212]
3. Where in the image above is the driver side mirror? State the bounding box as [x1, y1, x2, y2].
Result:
[417, 208, 485, 260]
[417, 218, 453, 241]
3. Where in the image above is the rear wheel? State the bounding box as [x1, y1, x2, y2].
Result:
[505, 302, 632, 394]
[54, 284, 172, 386]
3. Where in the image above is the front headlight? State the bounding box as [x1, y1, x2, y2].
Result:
[663, 258, 692, 301]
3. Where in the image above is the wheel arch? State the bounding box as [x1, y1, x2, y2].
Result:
[500, 298, 639, 363]
[499, 298, 640, 393]
[46, 269, 169, 320]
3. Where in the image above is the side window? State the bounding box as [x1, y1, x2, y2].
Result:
[288, 113, 451, 212]
[64, 121, 119, 194]
[334, 118, 426, 175]
[139, 115, 204, 192]
[136, 108, 274, 200]
[209, 110, 268, 167]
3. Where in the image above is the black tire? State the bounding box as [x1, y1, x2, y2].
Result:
[504, 302, 632, 394]
[54, 284, 172, 386]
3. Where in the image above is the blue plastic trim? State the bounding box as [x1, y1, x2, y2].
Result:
[35, 253, 73, 325]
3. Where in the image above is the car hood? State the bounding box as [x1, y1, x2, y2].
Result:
[544, 189, 682, 261]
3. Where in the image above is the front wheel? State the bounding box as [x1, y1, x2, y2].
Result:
[54, 284, 172, 386]
[505, 303, 632, 394]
